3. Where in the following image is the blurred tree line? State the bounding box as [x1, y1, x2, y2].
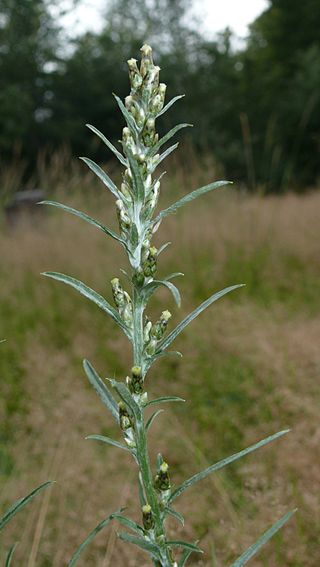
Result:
[0, 0, 319, 191]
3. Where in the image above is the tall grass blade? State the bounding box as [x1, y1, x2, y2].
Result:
[5, 543, 17, 567]
[157, 285, 244, 353]
[42, 272, 131, 339]
[230, 509, 297, 566]
[169, 430, 290, 503]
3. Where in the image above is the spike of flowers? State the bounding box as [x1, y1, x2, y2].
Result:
[42, 44, 295, 566]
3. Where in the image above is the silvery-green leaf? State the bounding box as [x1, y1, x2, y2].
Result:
[118, 532, 161, 558]
[86, 434, 129, 452]
[167, 540, 202, 553]
[113, 94, 139, 135]
[230, 509, 297, 566]
[149, 124, 192, 157]
[145, 396, 185, 407]
[145, 409, 164, 431]
[112, 514, 144, 535]
[157, 94, 185, 117]
[39, 201, 125, 246]
[178, 546, 196, 566]
[86, 124, 127, 166]
[5, 543, 17, 567]
[169, 429, 290, 503]
[164, 507, 185, 526]
[83, 360, 119, 421]
[155, 180, 232, 223]
[129, 223, 139, 248]
[42, 272, 131, 339]
[155, 143, 179, 168]
[143, 279, 181, 307]
[0, 481, 53, 531]
[165, 272, 184, 280]
[109, 379, 141, 420]
[68, 509, 123, 566]
[79, 157, 120, 199]
[157, 242, 171, 256]
[125, 147, 145, 202]
[157, 284, 244, 353]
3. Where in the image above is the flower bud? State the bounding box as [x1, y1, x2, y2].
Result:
[130, 365, 143, 394]
[116, 199, 131, 236]
[127, 58, 143, 89]
[142, 504, 154, 530]
[142, 245, 158, 277]
[140, 44, 154, 78]
[111, 277, 132, 326]
[150, 310, 171, 340]
[118, 401, 132, 430]
[154, 461, 171, 491]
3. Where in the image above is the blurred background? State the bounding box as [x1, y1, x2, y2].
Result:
[0, 0, 319, 565]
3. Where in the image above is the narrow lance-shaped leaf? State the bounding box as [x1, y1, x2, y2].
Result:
[154, 143, 179, 169]
[83, 360, 119, 421]
[143, 279, 181, 307]
[157, 94, 185, 117]
[169, 429, 290, 503]
[86, 434, 129, 452]
[86, 124, 127, 166]
[178, 545, 198, 567]
[109, 379, 142, 420]
[167, 541, 203, 553]
[0, 481, 53, 531]
[118, 532, 161, 558]
[5, 543, 17, 567]
[164, 506, 185, 526]
[125, 147, 145, 202]
[149, 123, 192, 157]
[112, 514, 144, 535]
[154, 180, 232, 223]
[157, 284, 244, 353]
[145, 409, 164, 431]
[39, 201, 125, 247]
[42, 272, 132, 340]
[145, 396, 185, 408]
[230, 509, 297, 567]
[79, 157, 120, 199]
[67, 509, 123, 566]
[113, 93, 139, 135]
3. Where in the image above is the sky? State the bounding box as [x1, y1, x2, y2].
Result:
[61, 0, 269, 39]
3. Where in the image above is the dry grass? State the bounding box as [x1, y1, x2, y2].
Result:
[0, 162, 319, 566]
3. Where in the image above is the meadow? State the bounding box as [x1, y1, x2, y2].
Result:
[0, 153, 319, 566]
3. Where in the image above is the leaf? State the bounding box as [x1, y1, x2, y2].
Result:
[157, 284, 244, 353]
[125, 147, 145, 202]
[83, 360, 119, 421]
[39, 201, 125, 246]
[86, 435, 129, 452]
[165, 272, 184, 281]
[118, 532, 161, 558]
[5, 543, 17, 567]
[230, 509, 297, 566]
[109, 379, 141, 420]
[167, 540, 203, 553]
[178, 546, 197, 567]
[164, 506, 185, 526]
[145, 409, 164, 431]
[154, 180, 232, 223]
[79, 157, 120, 199]
[112, 514, 144, 535]
[129, 223, 139, 248]
[169, 429, 290, 503]
[155, 143, 179, 168]
[157, 242, 171, 256]
[145, 396, 185, 408]
[68, 509, 122, 566]
[0, 481, 53, 531]
[113, 94, 138, 135]
[42, 272, 131, 340]
[149, 124, 192, 157]
[86, 124, 127, 166]
[143, 279, 181, 307]
[157, 94, 185, 117]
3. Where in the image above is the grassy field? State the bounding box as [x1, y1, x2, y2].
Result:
[0, 157, 319, 566]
